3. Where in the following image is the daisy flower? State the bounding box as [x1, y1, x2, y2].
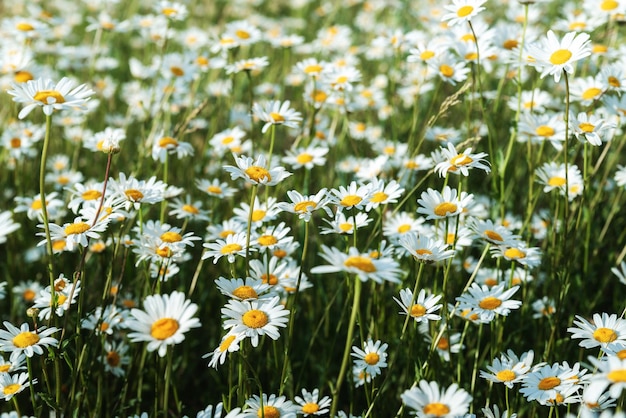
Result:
[442, 0, 488, 26]
[310, 245, 402, 284]
[401, 380, 472, 418]
[520, 362, 581, 405]
[168, 196, 210, 221]
[0, 212, 19, 245]
[394, 289, 443, 323]
[221, 296, 289, 347]
[456, 283, 522, 323]
[214, 277, 272, 301]
[428, 53, 471, 85]
[434, 142, 491, 177]
[108, 173, 166, 211]
[0, 322, 59, 363]
[125, 291, 200, 357]
[233, 196, 280, 227]
[202, 231, 253, 264]
[241, 393, 298, 418]
[282, 145, 329, 170]
[252, 100, 302, 134]
[0, 372, 34, 401]
[352, 338, 388, 378]
[204, 332, 244, 369]
[156, 0, 188, 20]
[527, 30, 592, 83]
[81, 305, 124, 336]
[570, 112, 614, 146]
[491, 242, 542, 268]
[468, 218, 521, 246]
[382, 212, 427, 242]
[319, 210, 373, 235]
[424, 327, 464, 362]
[294, 388, 332, 417]
[536, 161, 584, 201]
[612, 261, 626, 285]
[364, 178, 405, 211]
[398, 233, 456, 263]
[480, 350, 534, 388]
[7, 76, 94, 119]
[417, 186, 473, 220]
[151, 135, 194, 162]
[277, 189, 331, 222]
[223, 154, 292, 186]
[327, 181, 373, 211]
[101, 340, 130, 377]
[567, 313, 626, 350]
[195, 178, 237, 199]
[224, 56, 269, 75]
[32, 279, 81, 320]
[584, 356, 626, 403]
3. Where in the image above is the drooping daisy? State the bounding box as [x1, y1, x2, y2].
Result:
[0, 322, 59, 363]
[241, 393, 298, 418]
[0, 372, 35, 401]
[310, 245, 402, 284]
[294, 388, 332, 417]
[252, 100, 302, 134]
[223, 154, 292, 186]
[394, 288, 443, 324]
[125, 291, 200, 357]
[221, 296, 289, 347]
[7, 76, 94, 119]
[204, 332, 244, 369]
[441, 0, 488, 26]
[398, 233, 456, 264]
[202, 231, 253, 264]
[433, 142, 491, 177]
[456, 283, 522, 323]
[401, 380, 472, 418]
[277, 189, 331, 222]
[351, 338, 388, 377]
[527, 30, 592, 83]
[567, 313, 626, 350]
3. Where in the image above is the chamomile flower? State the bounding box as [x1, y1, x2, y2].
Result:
[254, 222, 294, 251]
[202, 232, 252, 264]
[567, 313, 626, 350]
[527, 30, 592, 83]
[382, 212, 427, 242]
[468, 218, 521, 246]
[168, 196, 210, 221]
[394, 288, 443, 323]
[434, 142, 491, 177]
[151, 134, 194, 162]
[520, 362, 580, 405]
[0, 212, 19, 245]
[81, 305, 124, 336]
[223, 154, 292, 186]
[204, 332, 244, 369]
[536, 162, 584, 200]
[0, 372, 34, 401]
[221, 296, 289, 348]
[224, 56, 269, 75]
[0, 322, 59, 363]
[156, 1, 188, 20]
[570, 112, 614, 146]
[456, 283, 522, 323]
[327, 181, 373, 211]
[401, 380, 472, 418]
[584, 356, 626, 403]
[196, 178, 237, 199]
[109, 173, 166, 211]
[252, 100, 302, 134]
[277, 189, 331, 222]
[42, 214, 111, 252]
[351, 338, 388, 378]
[398, 233, 456, 263]
[125, 291, 200, 357]
[282, 145, 329, 170]
[491, 242, 542, 268]
[364, 178, 405, 211]
[480, 351, 534, 388]
[7, 76, 94, 119]
[417, 186, 473, 220]
[101, 340, 130, 377]
[310, 245, 402, 284]
[428, 53, 471, 85]
[294, 388, 331, 417]
[442, 0, 488, 26]
[214, 277, 272, 301]
[233, 196, 280, 226]
[32, 279, 81, 320]
[242, 393, 298, 418]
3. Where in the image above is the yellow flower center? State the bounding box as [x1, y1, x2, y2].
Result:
[607, 369, 626, 382]
[10, 138, 21, 148]
[536, 125, 556, 139]
[65, 222, 90, 236]
[504, 247, 525, 259]
[397, 224, 411, 234]
[602, 0, 619, 10]
[3, 384, 21, 396]
[302, 403, 320, 414]
[258, 235, 278, 246]
[0, 365, 10, 373]
[437, 337, 449, 350]
[257, 406, 280, 418]
[304, 64, 323, 74]
[14, 71, 34, 83]
[339, 223, 353, 232]
[232, 286, 258, 300]
[125, 189, 144, 202]
[161, 7, 177, 15]
[496, 369, 516, 382]
[33, 90, 66, 104]
[182, 204, 199, 214]
[479, 296, 503, 310]
[207, 185, 223, 194]
[420, 50, 435, 60]
[150, 318, 179, 340]
[221, 243, 243, 254]
[16, 22, 34, 31]
[485, 277, 499, 287]
[465, 52, 478, 60]
[344, 256, 376, 273]
[617, 350, 626, 360]
[13, 331, 40, 348]
[235, 29, 250, 39]
[579, 122, 595, 133]
[53, 240, 66, 252]
[294, 201, 316, 213]
[423, 402, 450, 416]
[31, 199, 43, 210]
[538, 376, 561, 390]
[548, 176, 566, 187]
[242, 309, 269, 328]
[245, 166, 271, 182]
[609, 76, 621, 87]
[503, 39, 519, 50]
[593, 44, 608, 54]
[159, 136, 179, 148]
[549, 49, 573, 65]
[106, 350, 120, 367]
[312, 90, 328, 103]
[415, 249, 433, 256]
[364, 352, 380, 365]
[296, 153, 313, 164]
[593, 327, 618, 343]
[52, 294, 67, 306]
[261, 273, 279, 285]
[340, 195, 362, 207]
[457, 5, 474, 17]
[439, 64, 455, 77]
[82, 190, 102, 200]
[434, 202, 458, 217]
[161, 232, 182, 243]
[370, 192, 388, 203]
[219, 230, 234, 239]
[252, 210, 266, 222]
[450, 154, 473, 166]
[269, 112, 285, 122]
[23, 289, 36, 302]
[484, 230, 504, 242]
[582, 87, 602, 101]
[219, 334, 237, 352]
[411, 304, 427, 317]
[156, 247, 173, 258]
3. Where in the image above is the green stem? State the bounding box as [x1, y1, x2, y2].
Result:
[39, 114, 56, 296]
